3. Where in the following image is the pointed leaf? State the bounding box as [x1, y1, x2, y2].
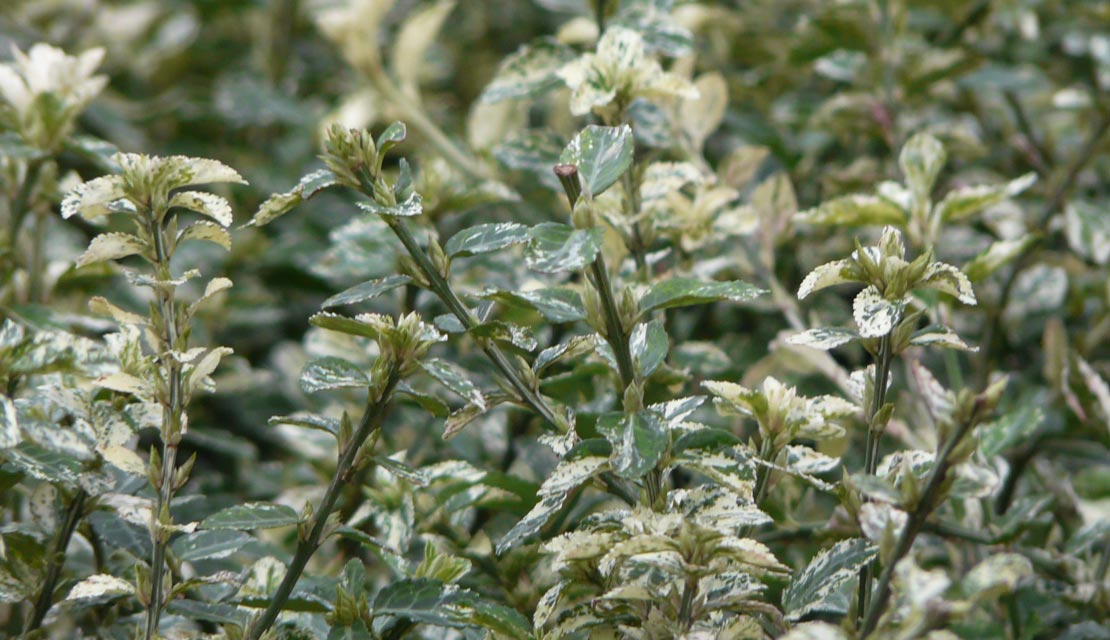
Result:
[479, 37, 577, 103]
[558, 124, 634, 198]
[525, 223, 602, 273]
[202, 502, 300, 530]
[322, 275, 412, 309]
[639, 278, 764, 315]
[300, 356, 369, 393]
[445, 222, 531, 258]
[782, 538, 876, 621]
[630, 319, 668, 379]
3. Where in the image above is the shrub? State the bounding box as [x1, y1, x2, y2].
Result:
[1, 1, 1109, 639]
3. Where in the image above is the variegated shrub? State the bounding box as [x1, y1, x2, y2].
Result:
[2, 1, 1109, 639]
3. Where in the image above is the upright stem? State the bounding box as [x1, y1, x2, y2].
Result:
[382, 216, 561, 429]
[145, 206, 185, 640]
[857, 334, 893, 624]
[28, 206, 47, 303]
[24, 490, 87, 635]
[245, 371, 400, 640]
[7, 158, 44, 249]
[860, 415, 978, 637]
[554, 165, 634, 391]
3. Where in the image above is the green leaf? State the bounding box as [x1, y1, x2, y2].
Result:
[479, 37, 577, 103]
[935, 173, 1036, 222]
[898, 132, 946, 195]
[171, 530, 252, 562]
[268, 412, 340, 436]
[558, 124, 634, 198]
[247, 169, 339, 227]
[630, 319, 668, 379]
[374, 455, 430, 487]
[328, 621, 373, 640]
[356, 192, 423, 218]
[300, 356, 369, 393]
[796, 194, 907, 227]
[0, 132, 43, 159]
[481, 287, 586, 323]
[202, 502, 300, 530]
[376, 122, 408, 158]
[782, 538, 876, 621]
[166, 599, 250, 627]
[978, 394, 1045, 458]
[322, 275, 412, 309]
[1065, 200, 1110, 265]
[963, 235, 1037, 282]
[492, 129, 565, 189]
[639, 278, 764, 315]
[525, 223, 603, 273]
[607, 411, 668, 480]
[373, 578, 464, 626]
[444, 222, 531, 258]
[420, 358, 485, 409]
[310, 312, 380, 338]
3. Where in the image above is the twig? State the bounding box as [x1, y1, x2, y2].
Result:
[24, 490, 87, 635]
[244, 370, 400, 640]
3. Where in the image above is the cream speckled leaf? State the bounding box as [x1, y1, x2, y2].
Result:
[909, 324, 977, 351]
[179, 221, 231, 251]
[95, 372, 153, 399]
[797, 259, 857, 299]
[963, 553, 1032, 600]
[559, 125, 634, 198]
[480, 38, 577, 103]
[1065, 200, 1110, 265]
[100, 445, 146, 476]
[185, 347, 234, 397]
[534, 582, 565, 628]
[935, 172, 1036, 222]
[89, 296, 146, 326]
[795, 194, 906, 227]
[898, 132, 946, 195]
[392, 0, 455, 95]
[853, 286, 903, 338]
[170, 190, 234, 227]
[66, 574, 134, 601]
[785, 327, 860, 350]
[782, 538, 876, 621]
[539, 455, 610, 496]
[497, 492, 570, 554]
[783, 445, 839, 475]
[76, 232, 146, 267]
[919, 262, 976, 305]
[963, 235, 1036, 281]
[247, 169, 339, 227]
[61, 175, 125, 220]
[859, 502, 907, 543]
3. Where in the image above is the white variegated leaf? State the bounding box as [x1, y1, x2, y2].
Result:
[786, 327, 860, 350]
[919, 262, 976, 305]
[782, 538, 876, 621]
[76, 232, 146, 267]
[66, 574, 134, 601]
[853, 286, 903, 338]
[797, 259, 858, 299]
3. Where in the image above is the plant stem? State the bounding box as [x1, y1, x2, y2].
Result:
[857, 333, 893, 624]
[860, 414, 978, 637]
[24, 489, 87, 635]
[554, 165, 635, 391]
[382, 216, 562, 429]
[145, 203, 185, 640]
[28, 206, 47, 303]
[7, 158, 43, 250]
[245, 370, 400, 640]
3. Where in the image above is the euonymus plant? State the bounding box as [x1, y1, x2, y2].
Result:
[2, 1, 1110, 639]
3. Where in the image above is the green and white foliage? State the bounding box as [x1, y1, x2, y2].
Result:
[3, 2, 1109, 639]
[0, 43, 107, 152]
[789, 226, 976, 348]
[797, 132, 1036, 249]
[557, 25, 697, 123]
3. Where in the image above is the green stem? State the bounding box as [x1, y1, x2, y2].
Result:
[24, 490, 87, 635]
[554, 165, 634, 391]
[7, 158, 44, 249]
[382, 216, 562, 429]
[145, 205, 184, 640]
[860, 414, 978, 637]
[858, 334, 893, 625]
[245, 370, 400, 640]
[28, 206, 47, 303]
